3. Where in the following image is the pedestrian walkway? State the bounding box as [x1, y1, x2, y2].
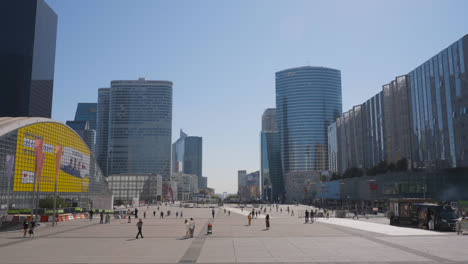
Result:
[316, 217, 446, 236]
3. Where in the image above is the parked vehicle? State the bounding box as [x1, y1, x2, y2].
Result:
[388, 198, 458, 230]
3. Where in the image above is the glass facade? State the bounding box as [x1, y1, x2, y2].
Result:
[107, 78, 172, 179]
[331, 34, 468, 174]
[172, 130, 203, 188]
[261, 131, 283, 202]
[260, 108, 283, 202]
[74, 103, 97, 130]
[408, 35, 468, 169]
[276, 66, 342, 174]
[0, 0, 57, 118]
[107, 174, 162, 203]
[96, 88, 110, 176]
[0, 117, 112, 210]
[333, 91, 385, 174]
[65, 120, 96, 155]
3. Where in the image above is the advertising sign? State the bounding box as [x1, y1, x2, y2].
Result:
[13, 122, 90, 193]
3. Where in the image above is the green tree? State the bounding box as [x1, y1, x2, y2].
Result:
[376, 160, 388, 174]
[38, 196, 69, 209]
[343, 167, 363, 178]
[396, 158, 408, 171]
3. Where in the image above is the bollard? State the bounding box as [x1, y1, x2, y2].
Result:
[207, 223, 212, 235]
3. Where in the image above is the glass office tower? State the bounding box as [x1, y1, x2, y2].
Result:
[74, 103, 98, 130]
[96, 88, 110, 176]
[276, 66, 342, 202]
[260, 108, 283, 202]
[276, 66, 342, 173]
[107, 78, 173, 179]
[172, 130, 203, 188]
[0, 0, 58, 118]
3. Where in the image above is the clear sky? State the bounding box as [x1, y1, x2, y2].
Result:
[47, 0, 468, 194]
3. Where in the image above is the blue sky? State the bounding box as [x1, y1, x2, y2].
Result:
[47, 0, 468, 193]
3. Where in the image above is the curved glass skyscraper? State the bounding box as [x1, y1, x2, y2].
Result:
[276, 66, 341, 200]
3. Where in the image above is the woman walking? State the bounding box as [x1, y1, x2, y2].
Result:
[265, 214, 270, 230]
[184, 219, 189, 238]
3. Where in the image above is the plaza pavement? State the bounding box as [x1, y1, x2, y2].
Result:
[0, 204, 467, 264]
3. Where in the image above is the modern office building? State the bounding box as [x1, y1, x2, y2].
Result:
[171, 172, 198, 201]
[0, 0, 58, 118]
[104, 78, 172, 179]
[172, 130, 203, 188]
[260, 108, 283, 202]
[238, 171, 260, 201]
[107, 173, 162, 204]
[237, 170, 247, 195]
[330, 34, 468, 174]
[408, 35, 468, 169]
[0, 117, 113, 210]
[327, 123, 338, 173]
[74, 103, 97, 130]
[201, 176, 208, 189]
[276, 66, 342, 201]
[96, 88, 110, 176]
[65, 120, 96, 155]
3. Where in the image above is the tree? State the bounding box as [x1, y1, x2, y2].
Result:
[366, 166, 377, 176]
[330, 173, 342, 181]
[396, 158, 408, 171]
[388, 162, 396, 171]
[343, 167, 363, 178]
[376, 161, 388, 174]
[38, 196, 69, 209]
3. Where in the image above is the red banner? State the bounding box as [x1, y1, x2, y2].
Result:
[54, 145, 63, 182]
[34, 139, 44, 189]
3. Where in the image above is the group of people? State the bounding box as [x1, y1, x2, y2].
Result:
[22, 219, 36, 238]
[246, 209, 270, 230]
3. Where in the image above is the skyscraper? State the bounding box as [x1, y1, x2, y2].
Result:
[0, 0, 57, 118]
[260, 108, 283, 202]
[172, 130, 203, 188]
[276, 66, 342, 202]
[105, 78, 173, 179]
[74, 103, 98, 130]
[66, 120, 96, 155]
[96, 88, 110, 176]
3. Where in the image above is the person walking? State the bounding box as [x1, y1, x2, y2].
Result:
[180, 211, 183, 218]
[176, 211, 179, 218]
[305, 210, 309, 224]
[310, 210, 315, 223]
[100, 211, 104, 224]
[134, 208, 139, 219]
[265, 214, 270, 230]
[228, 211, 230, 216]
[189, 218, 195, 238]
[144, 211, 146, 219]
[160, 211, 164, 219]
[248, 214, 252, 226]
[23, 219, 29, 237]
[136, 219, 143, 239]
[212, 208, 215, 219]
[105, 213, 111, 224]
[128, 210, 132, 223]
[89, 210, 93, 221]
[153, 211, 156, 217]
[184, 219, 189, 238]
[353, 209, 359, 220]
[28, 220, 36, 238]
